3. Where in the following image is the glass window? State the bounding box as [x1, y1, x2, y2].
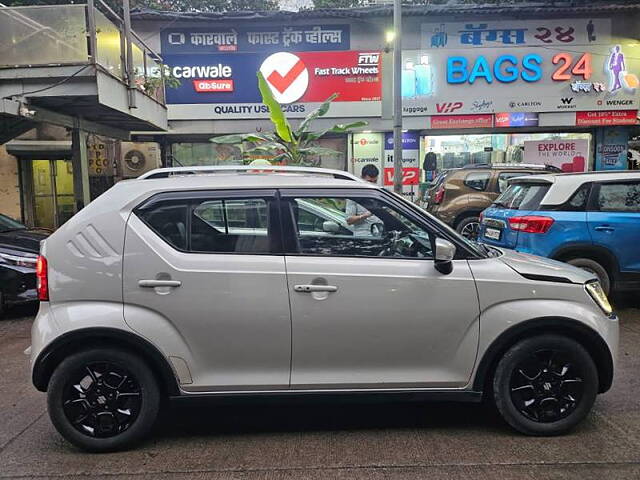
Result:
[497, 172, 533, 193]
[289, 197, 432, 259]
[597, 183, 640, 212]
[464, 172, 491, 191]
[494, 183, 550, 210]
[138, 203, 188, 250]
[565, 184, 591, 211]
[191, 198, 270, 253]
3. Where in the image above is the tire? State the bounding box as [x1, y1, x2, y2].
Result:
[492, 334, 598, 436]
[566, 257, 611, 295]
[456, 216, 481, 241]
[47, 348, 160, 452]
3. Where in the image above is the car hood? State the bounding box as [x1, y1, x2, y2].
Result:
[495, 247, 596, 285]
[0, 229, 48, 254]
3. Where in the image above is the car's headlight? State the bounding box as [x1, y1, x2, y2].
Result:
[585, 280, 613, 315]
[0, 250, 37, 268]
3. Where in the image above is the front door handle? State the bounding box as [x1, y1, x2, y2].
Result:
[594, 225, 615, 232]
[294, 284, 338, 293]
[139, 279, 182, 288]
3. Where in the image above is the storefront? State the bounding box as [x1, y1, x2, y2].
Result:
[128, 3, 640, 202]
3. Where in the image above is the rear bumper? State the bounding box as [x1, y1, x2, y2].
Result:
[0, 265, 37, 305]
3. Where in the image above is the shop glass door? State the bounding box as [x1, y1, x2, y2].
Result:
[32, 159, 75, 229]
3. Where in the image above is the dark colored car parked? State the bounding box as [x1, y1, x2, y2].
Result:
[0, 214, 49, 316]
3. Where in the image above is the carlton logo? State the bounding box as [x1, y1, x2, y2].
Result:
[436, 102, 463, 113]
[260, 52, 309, 104]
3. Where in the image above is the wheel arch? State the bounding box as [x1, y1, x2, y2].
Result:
[453, 209, 484, 228]
[32, 327, 180, 395]
[551, 244, 620, 280]
[473, 317, 614, 395]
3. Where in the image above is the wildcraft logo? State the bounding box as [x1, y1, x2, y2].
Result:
[436, 102, 463, 113]
[557, 97, 577, 110]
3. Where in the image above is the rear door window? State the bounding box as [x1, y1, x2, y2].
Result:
[493, 183, 550, 210]
[595, 182, 640, 212]
[464, 172, 491, 191]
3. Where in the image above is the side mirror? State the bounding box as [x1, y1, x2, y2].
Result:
[434, 238, 456, 274]
[322, 220, 340, 234]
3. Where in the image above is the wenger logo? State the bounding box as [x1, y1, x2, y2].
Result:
[436, 102, 463, 113]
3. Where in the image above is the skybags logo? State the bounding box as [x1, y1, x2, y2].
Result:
[557, 97, 577, 110]
[436, 102, 463, 113]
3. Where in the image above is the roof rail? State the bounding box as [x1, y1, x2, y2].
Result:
[139, 165, 363, 182]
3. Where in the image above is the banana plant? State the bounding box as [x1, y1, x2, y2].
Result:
[210, 71, 367, 165]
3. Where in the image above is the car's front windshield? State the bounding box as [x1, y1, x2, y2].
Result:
[0, 214, 26, 233]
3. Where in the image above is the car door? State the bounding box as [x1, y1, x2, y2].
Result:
[588, 180, 640, 273]
[123, 190, 291, 391]
[280, 188, 480, 389]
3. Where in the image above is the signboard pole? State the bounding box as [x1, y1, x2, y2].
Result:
[392, 0, 403, 194]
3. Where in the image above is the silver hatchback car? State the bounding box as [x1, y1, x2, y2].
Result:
[29, 166, 618, 451]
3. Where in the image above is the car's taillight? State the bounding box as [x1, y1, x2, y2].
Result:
[36, 255, 49, 301]
[433, 186, 445, 204]
[508, 216, 555, 234]
[479, 211, 484, 223]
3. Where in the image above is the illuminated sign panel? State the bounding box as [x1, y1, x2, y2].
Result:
[403, 18, 640, 116]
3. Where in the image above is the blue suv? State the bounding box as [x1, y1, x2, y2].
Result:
[479, 171, 640, 295]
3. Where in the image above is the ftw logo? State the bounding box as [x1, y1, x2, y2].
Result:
[358, 53, 380, 66]
[561, 97, 574, 104]
[436, 102, 463, 113]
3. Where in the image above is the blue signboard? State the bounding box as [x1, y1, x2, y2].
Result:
[164, 54, 263, 104]
[596, 127, 630, 171]
[162, 25, 350, 54]
[384, 131, 420, 151]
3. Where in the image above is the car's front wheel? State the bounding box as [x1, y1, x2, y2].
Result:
[492, 334, 598, 436]
[47, 348, 160, 452]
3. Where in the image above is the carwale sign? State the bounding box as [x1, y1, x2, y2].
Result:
[162, 25, 350, 54]
[165, 50, 382, 119]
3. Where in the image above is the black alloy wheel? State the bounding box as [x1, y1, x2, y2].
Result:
[62, 362, 142, 438]
[509, 349, 584, 423]
[48, 348, 160, 452]
[493, 334, 598, 436]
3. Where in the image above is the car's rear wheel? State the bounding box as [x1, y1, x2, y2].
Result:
[566, 257, 611, 295]
[456, 216, 481, 241]
[493, 334, 598, 436]
[47, 348, 160, 452]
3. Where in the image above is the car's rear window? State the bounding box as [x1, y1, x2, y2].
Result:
[493, 183, 550, 210]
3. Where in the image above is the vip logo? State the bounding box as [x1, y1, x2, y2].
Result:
[436, 102, 463, 113]
[358, 53, 380, 66]
[561, 97, 574, 104]
[260, 52, 309, 104]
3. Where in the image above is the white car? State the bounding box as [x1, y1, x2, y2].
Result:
[30, 166, 618, 451]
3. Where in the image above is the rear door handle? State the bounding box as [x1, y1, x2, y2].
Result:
[294, 284, 338, 293]
[594, 225, 615, 232]
[138, 279, 182, 288]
